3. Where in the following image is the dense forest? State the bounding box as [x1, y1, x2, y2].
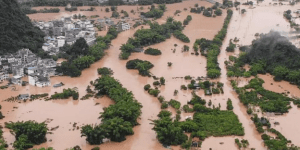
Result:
[0, 0, 45, 55]
[81, 75, 142, 144]
[226, 31, 300, 87]
[152, 94, 244, 149]
[5, 121, 48, 149]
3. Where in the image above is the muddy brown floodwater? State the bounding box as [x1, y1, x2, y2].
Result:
[2, 0, 300, 149]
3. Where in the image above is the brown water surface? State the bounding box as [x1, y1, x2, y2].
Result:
[2, 0, 300, 149]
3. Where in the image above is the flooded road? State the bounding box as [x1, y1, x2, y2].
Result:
[1, 0, 300, 149]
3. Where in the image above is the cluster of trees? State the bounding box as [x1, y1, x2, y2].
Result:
[284, 10, 292, 21]
[173, 30, 190, 43]
[227, 32, 300, 87]
[50, 88, 79, 100]
[126, 59, 154, 76]
[0, 105, 4, 120]
[56, 27, 119, 77]
[261, 128, 299, 150]
[190, 6, 205, 14]
[152, 94, 244, 147]
[231, 78, 293, 113]
[21, 7, 60, 14]
[193, 9, 233, 78]
[227, 98, 233, 110]
[152, 110, 188, 145]
[183, 15, 192, 25]
[121, 10, 129, 17]
[243, 32, 300, 86]
[5, 121, 48, 149]
[250, 115, 299, 149]
[81, 75, 142, 144]
[112, 11, 120, 18]
[169, 99, 181, 109]
[97, 67, 113, 76]
[0, 0, 46, 56]
[65, 6, 78, 12]
[120, 17, 187, 59]
[144, 48, 162, 55]
[19, 0, 99, 7]
[226, 39, 236, 52]
[235, 138, 249, 149]
[190, 3, 221, 17]
[0, 128, 7, 149]
[141, 4, 165, 19]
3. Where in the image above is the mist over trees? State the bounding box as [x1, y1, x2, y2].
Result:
[242, 31, 300, 85]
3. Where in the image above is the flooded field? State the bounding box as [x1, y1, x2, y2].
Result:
[2, 0, 300, 149]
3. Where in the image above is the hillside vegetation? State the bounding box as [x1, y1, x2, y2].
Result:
[0, 0, 45, 55]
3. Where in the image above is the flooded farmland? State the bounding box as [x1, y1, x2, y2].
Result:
[1, 0, 300, 149]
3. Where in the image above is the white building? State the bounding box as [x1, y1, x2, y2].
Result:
[28, 74, 51, 87]
[117, 22, 131, 32]
[42, 43, 51, 51]
[57, 36, 66, 47]
[27, 67, 37, 75]
[11, 75, 22, 85]
[0, 72, 9, 81]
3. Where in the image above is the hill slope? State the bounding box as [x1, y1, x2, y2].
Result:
[0, 0, 45, 55]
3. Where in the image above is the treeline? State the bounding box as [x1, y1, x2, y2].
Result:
[50, 88, 79, 100]
[152, 94, 244, 148]
[190, 3, 222, 17]
[81, 75, 142, 144]
[226, 32, 300, 87]
[5, 121, 47, 149]
[0, 0, 45, 56]
[138, 0, 182, 5]
[19, 0, 99, 7]
[56, 27, 118, 77]
[21, 7, 60, 14]
[140, 4, 165, 19]
[231, 78, 294, 113]
[193, 9, 233, 78]
[120, 17, 188, 59]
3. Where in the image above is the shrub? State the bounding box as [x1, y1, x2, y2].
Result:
[161, 102, 169, 109]
[144, 48, 162, 55]
[227, 98, 234, 110]
[169, 99, 181, 109]
[97, 67, 113, 76]
[144, 84, 151, 91]
[148, 89, 160, 97]
[160, 77, 165, 85]
[214, 9, 222, 16]
[153, 81, 160, 86]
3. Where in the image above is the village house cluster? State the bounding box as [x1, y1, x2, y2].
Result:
[0, 49, 57, 87]
[95, 17, 132, 32]
[34, 17, 97, 55]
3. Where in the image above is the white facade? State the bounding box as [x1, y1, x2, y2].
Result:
[0, 72, 9, 81]
[11, 75, 22, 85]
[57, 36, 66, 47]
[36, 81, 51, 87]
[122, 22, 131, 31]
